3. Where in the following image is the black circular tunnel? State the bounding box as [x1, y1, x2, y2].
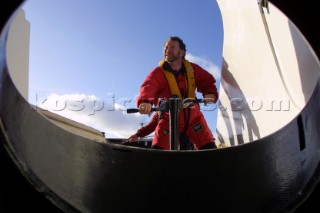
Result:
[1, 0, 320, 212]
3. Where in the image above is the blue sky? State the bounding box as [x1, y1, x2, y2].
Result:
[22, 0, 223, 138]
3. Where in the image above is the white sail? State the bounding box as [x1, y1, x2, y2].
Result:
[216, 0, 320, 146]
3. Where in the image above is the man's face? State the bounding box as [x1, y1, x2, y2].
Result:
[163, 40, 184, 63]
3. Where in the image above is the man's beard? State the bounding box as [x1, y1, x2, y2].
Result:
[165, 51, 180, 62]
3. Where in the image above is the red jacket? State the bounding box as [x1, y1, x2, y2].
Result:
[135, 113, 159, 137]
[136, 61, 218, 149]
[136, 62, 218, 106]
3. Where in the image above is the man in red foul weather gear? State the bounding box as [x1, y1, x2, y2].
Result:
[136, 36, 219, 150]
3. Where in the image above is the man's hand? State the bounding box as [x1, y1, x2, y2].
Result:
[128, 134, 138, 142]
[204, 94, 216, 106]
[138, 102, 152, 115]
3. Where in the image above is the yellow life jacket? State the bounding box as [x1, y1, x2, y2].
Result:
[159, 59, 196, 100]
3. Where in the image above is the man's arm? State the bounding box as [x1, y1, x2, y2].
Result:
[192, 63, 219, 104]
[136, 68, 163, 114]
[127, 114, 159, 142]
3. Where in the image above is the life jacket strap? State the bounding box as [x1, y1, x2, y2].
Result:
[159, 59, 196, 101]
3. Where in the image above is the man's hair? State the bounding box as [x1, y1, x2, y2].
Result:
[165, 36, 186, 52]
[165, 36, 186, 58]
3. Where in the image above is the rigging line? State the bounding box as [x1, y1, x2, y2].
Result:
[258, 0, 300, 110]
